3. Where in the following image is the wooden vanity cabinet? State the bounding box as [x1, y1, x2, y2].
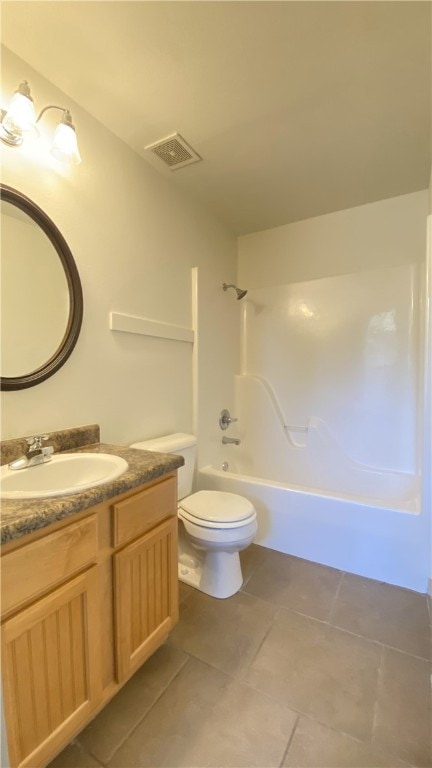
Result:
[1, 471, 179, 768]
[112, 476, 179, 682]
[2, 569, 102, 768]
[114, 515, 178, 681]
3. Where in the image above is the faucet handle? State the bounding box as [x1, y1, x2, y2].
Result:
[26, 435, 49, 451]
[219, 409, 238, 430]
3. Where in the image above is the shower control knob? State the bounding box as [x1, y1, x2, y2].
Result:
[219, 409, 238, 430]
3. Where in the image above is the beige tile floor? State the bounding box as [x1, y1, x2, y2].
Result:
[49, 545, 431, 768]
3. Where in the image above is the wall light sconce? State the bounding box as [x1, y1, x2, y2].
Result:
[0, 80, 81, 164]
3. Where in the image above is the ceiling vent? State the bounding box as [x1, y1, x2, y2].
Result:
[144, 133, 202, 170]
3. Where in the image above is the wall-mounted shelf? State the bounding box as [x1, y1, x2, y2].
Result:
[110, 312, 194, 344]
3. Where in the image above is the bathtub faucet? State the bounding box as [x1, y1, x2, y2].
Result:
[222, 436, 241, 446]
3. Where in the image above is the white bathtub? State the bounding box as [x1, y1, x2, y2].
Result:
[198, 462, 427, 593]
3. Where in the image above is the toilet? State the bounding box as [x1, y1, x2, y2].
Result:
[130, 433, 257, 598]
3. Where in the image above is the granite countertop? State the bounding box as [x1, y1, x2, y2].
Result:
[1, 442, 183, 545]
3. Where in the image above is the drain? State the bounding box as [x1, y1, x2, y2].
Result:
[222, 462, 229, 471]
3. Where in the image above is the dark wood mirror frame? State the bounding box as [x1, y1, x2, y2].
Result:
[0, 184, 83, 390]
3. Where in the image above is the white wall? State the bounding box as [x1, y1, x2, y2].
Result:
[0, 46, 239, 457]
[241, 263, 419, 475]
[239, 191, 428, 287]
[238, 193, 428, 464]
[238, 191, 431, 588]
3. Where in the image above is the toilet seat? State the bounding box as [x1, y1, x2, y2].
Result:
[179, 490, 256, 529]
[130, 433, 258, 598]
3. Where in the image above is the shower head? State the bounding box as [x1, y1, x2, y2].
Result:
[222, 283, 248, 300]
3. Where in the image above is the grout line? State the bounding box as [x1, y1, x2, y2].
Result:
[242, 671, 320, 723]
[327, 570, 345, 624]
[369, 645, 419, 768]
[165, 653, 241, 687]
[274, 604, 431, 663]
[371, 643, 385, 740]
[193, 582, 431, 664]
[165, 640, 259, 685]
[329, 623, 432, 663]
[272, 604, 335, 627]
[240, 568, 257, 590]
[240, 546, 271, 591]
[102, 652, 191, 764]
[239, 676, 415, 768]
[178, 583, 195, 606]
[72, 739, 105, 767]
[240, 610, 278, 678]
[240, 569, 255, 591]
[279, 712, 415, 768]
[278, 713, 299, 768]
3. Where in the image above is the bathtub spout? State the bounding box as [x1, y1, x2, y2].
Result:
[222, 436, 241, 446]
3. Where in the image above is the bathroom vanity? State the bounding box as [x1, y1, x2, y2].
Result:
[0, 426, 183, 768]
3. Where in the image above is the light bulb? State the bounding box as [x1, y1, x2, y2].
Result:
[51, 113, 81, 165]
[0, 82, 37, 146]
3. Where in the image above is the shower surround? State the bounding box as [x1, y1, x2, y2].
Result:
[200, 262, 428, 591]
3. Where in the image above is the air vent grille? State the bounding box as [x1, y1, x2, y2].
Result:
[145, 133, 202, 170]
[153, 138, 192, 166]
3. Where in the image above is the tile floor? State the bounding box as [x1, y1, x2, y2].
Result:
[49, 546, 431, 768]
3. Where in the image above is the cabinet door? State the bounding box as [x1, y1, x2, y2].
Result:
[114, 516, 178, 682]
[2, 568, 102, 768]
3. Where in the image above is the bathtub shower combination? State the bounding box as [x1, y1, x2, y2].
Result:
[200, 264, 428, 593]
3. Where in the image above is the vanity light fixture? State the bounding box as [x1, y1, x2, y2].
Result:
[0, 80, 81, 164]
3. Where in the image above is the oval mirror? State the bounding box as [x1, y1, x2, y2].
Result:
[0, 184, 83, 390]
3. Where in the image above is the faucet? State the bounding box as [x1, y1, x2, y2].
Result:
[219, 409, 238, 430]
[8, 435, 54, 470]
[222, 436, 241, 446]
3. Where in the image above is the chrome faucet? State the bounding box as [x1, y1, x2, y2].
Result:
[8, 435, 54, 470]
[219, 409, 238, 431]
[222, 436, 241, 446]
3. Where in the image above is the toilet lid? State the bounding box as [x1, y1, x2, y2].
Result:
[179, 490, 255, 524]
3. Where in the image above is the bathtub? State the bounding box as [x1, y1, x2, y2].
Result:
[198, 462, 427, 593]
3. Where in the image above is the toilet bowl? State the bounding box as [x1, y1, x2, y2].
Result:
[178, 490, 257, 598]
[130, 434, 257, 598]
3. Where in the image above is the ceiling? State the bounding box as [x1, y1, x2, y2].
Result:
[1, 1, 431, 235]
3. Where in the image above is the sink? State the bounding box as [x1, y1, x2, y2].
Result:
[0, 453, 129, 499]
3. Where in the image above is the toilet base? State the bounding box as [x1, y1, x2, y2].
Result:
[178, 549, 243, 599]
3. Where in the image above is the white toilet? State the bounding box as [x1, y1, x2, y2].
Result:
[130, 433, 257, 599]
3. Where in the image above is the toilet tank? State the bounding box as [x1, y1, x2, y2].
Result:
[130, 433, 197, 500]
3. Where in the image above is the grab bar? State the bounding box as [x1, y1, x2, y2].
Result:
[237, 375, 310, 446]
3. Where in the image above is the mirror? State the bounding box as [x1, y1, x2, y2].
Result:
[0, 184, 83, 390]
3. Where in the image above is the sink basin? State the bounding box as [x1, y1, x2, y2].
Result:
[0, 453, 129, 499]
